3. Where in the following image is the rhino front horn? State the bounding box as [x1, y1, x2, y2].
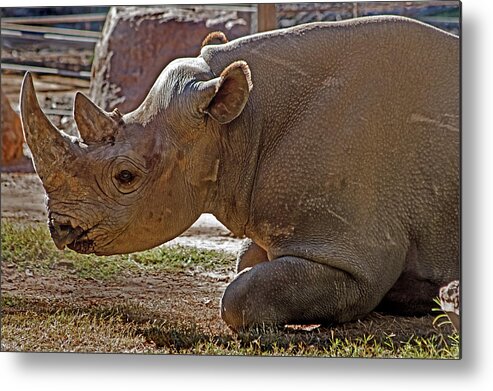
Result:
[20, 72, 80, 185]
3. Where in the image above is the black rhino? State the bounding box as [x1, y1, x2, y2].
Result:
[20, 16, 459, 330]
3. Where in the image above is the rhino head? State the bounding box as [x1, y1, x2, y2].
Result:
[20, 58, 252, 255]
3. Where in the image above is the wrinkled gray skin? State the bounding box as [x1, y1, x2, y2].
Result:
[20, 16, 459, 330]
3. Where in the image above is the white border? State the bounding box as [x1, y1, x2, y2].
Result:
[2, 1, 492, 390]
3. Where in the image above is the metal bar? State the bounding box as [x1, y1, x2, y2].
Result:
[1, 22, 101, 38]
[191, 5, 256, 13]
[1, 29, 99, 44]
[1, 63, 91, 79]
[43, 33, 99, 43]
[0, 13, 108, 25]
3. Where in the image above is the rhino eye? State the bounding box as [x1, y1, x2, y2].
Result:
[117, 170, 134, 184]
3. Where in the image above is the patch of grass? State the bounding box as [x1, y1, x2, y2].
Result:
[1, 219, 59, 269]
[1, 294, 34, 310]
[1, 309, 155, 353]
[0, 294, 459, 358]
[1, 219, 234, 280]
[129, 245, 233, 271]
[1, 219, 459, 358]
[188, 333, 460, 358]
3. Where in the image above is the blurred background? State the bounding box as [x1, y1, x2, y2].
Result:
[1, 2, 460, 171]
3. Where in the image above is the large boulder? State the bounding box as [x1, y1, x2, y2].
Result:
[1, 90, 24, 165]
[90, 6, 251, 113]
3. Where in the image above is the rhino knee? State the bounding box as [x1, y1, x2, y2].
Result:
[221, 273, 250, 330]
[220, 268, 266, 330]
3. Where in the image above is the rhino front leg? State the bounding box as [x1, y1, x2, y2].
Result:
[236, 239, 269, 273]
[221, 256, 382, 330]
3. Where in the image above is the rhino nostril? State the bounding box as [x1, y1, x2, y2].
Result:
[49, 221, 74, 236]
[58, 224, 74, 234]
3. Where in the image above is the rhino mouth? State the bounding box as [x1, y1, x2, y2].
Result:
[66, 233, 95, 254]
[48, 216, 96, 254]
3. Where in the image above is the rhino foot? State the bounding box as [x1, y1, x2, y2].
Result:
[221, 256, 379, 331]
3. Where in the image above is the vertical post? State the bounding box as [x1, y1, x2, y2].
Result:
[257, 4, 277, 33]
[353, 2, 359, 18]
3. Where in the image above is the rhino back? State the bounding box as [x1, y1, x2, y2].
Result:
[202, 16, 459, 284]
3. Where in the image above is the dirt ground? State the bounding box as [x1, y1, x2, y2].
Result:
[1, 172, 241, 336]
[1, 252, 233, 337]
[1, 172, 454, 346]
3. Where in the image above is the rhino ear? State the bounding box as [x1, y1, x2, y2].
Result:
[74, 92, 122, 143]
[199, 61, 252, 125]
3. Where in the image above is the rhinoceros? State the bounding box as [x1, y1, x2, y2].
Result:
[20, 16, 459, 330]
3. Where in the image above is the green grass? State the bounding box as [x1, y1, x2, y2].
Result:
[1, 219, 459, 358]
[1, 295, 460, 357]
[1, 306, 154, 353]
[1, 219, 234, 280]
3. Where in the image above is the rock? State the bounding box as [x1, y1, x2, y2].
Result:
[90, 6, 251, 113]
[1, 91, 24, 165]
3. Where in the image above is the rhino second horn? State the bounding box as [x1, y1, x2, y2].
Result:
[20, 72, 80, 185]
[74, 92, 120, 143]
